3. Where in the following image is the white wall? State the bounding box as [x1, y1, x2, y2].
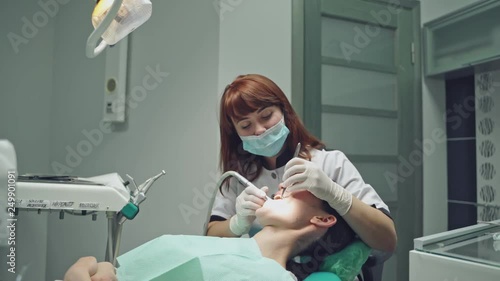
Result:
[45, 0, 221, 280]
[420, 0, 483, 235]
[217, 0, 292, 99]
[1, 0, 292, 280]
[0, 0, 56, 280]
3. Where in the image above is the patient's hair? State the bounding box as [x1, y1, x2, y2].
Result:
[286, 201, 356, 281]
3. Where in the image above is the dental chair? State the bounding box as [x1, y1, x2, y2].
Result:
[303, 240, 391, 281]
[357, 249, 392, 281]
[304, 240, 392, 281]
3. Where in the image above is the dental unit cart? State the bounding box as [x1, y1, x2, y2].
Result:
[409, 220, 500, 280]
[15, 171, 165, 266]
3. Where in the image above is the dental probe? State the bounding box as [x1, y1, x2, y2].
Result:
[268, 143, 301, 200]
[293, 142, 301, 158]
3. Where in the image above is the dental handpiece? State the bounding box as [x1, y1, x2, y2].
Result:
[138, 170, 166, 195]
[227, 171, 270, 201]
[131, 170, 166, 206]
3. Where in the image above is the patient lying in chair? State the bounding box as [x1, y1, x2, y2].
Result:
[64, 188, 355, 281]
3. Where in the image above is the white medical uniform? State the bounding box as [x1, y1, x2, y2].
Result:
[210, 149, 390, 236]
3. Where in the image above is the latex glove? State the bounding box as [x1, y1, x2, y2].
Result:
[282, 158, 352, 216]
[229, 185, 269, 236]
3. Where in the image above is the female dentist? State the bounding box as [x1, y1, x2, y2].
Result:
[206, 74, 396, 253]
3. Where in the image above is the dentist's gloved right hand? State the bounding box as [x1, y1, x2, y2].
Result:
[283, 158, 352, 216]
[229, 185, 268, 236]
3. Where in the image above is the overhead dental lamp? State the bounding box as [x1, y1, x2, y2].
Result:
[86, 0, 152, 58]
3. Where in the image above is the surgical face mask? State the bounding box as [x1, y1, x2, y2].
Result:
[240, 118, 290, 157]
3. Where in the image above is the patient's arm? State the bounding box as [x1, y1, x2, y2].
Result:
[63, 256, 116, 281]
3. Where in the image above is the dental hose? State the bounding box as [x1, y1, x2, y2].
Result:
[107, 213, 114, 263]
[112, 222, 123, 267]
[106, 211, 123, 267]
[203, 171, 258, 235]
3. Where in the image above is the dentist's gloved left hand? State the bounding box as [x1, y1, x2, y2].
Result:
[229, 185, 269, 236]
[283, 158, 352, 216]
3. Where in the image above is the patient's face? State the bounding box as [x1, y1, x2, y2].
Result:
[255, 187, 326, 229]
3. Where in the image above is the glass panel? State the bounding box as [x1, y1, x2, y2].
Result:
[354, 162, 398, 202]
[321, 113, 398, 155]
[419, 225, 500, 268]
[321, 16, 395, 67]
[322, 64, 397, 111]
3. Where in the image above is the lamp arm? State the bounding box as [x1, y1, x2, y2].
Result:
[86, 0, 124, 58]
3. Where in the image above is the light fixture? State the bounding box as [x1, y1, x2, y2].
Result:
[86, 0, 152, 58]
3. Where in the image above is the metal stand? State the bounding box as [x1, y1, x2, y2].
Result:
[104, 211, 123, 267]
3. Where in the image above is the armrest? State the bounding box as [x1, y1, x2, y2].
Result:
[363, 250, 393, 268]
[360, 250, 393, 281]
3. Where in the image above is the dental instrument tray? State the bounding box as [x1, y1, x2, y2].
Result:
[16, 173, 130, 212]
[18, 174, 105, 185]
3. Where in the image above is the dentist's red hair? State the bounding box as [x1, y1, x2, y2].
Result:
[218, 74, 324, 183]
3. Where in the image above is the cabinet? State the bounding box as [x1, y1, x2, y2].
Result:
[410, 221, 500, 280]
[423, 0, 500, 76]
